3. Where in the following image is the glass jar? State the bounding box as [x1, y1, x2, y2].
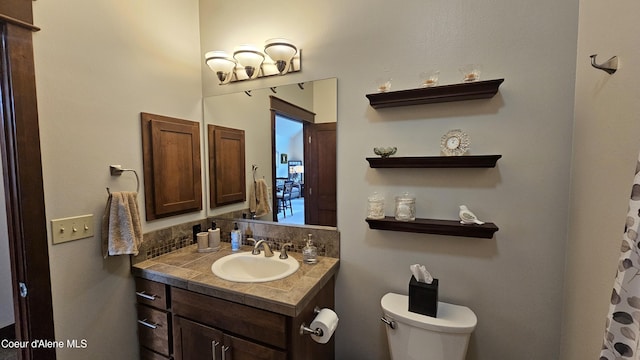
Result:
[395, 192, 416, 221]
[367, 192, 385, 219]
[303, 234, 318, 265]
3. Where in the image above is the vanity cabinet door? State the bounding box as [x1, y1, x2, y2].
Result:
[173, 316, 223, 360]
[171, 287, 287, 349]
[223, 333, 286, 360]
[173, 315, 286, 360]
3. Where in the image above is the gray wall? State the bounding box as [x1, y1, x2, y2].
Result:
[200, 0, 578, 359]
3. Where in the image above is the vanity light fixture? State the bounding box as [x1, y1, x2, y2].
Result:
[205, 38, 301, 85]
[264, 38, 297, 74]
[233, 44, 265, 79]
[204, 51, 237, 84]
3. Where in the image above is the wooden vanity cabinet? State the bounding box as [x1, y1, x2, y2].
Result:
[171, 276, 335, 360]
[173, 316, 286, 360]
[134, 278, 172, 360]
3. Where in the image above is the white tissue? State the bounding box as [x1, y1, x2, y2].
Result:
[410, 264, 423, 282]
[310, 308, 339, 344]
[410, 264, 434, 284]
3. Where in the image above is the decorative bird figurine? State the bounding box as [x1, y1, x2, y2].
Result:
[459, 205, 485, 225]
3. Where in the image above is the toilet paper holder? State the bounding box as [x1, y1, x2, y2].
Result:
[299, 306, 324, 337]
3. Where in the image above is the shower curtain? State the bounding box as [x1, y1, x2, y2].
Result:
[601, 154, 640, 359]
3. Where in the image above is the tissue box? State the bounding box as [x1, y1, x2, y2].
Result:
[408, 276, 438, 317]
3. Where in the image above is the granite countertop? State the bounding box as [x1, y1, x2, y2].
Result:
[132, 243, 339, 317]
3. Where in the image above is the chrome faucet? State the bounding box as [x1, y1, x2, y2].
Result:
[279, 243, 293, 259]
[252, 239, 274, 257]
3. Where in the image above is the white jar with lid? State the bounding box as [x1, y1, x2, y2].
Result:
[395, 192, 416, 221]
[367, 192, 385, 219]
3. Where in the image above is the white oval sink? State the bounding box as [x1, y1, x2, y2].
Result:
[211, 251, 300, 283]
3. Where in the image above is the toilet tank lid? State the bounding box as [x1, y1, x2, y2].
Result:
[381, 292, 477, 334]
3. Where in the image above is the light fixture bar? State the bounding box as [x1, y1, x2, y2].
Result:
[205, 39, 301, 85]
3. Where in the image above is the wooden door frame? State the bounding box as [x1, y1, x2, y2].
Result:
[269, 96, 315, 222]
[0, 3, 56, 360]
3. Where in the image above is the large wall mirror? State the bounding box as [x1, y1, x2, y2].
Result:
[203, 78, 337, 228]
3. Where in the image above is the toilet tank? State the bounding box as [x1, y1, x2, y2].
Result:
[381, 293, 477, 360]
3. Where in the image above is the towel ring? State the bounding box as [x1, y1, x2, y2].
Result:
[106, 165, 140, 195]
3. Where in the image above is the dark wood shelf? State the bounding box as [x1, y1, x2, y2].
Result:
[366, 155, 501, 168]
[366, 79, 504, 109]
[366, 217, 498, 238]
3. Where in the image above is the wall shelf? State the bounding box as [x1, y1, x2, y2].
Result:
[365, 217, 499, 238]
[366, 155, 501, 168]
[365, 79, 504, 108]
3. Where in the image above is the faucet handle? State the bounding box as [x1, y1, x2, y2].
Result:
[280, 243, 293, 259]
[247, 238, 260, 255]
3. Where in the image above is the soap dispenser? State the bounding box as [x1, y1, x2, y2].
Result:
[231, 222, 241, 252]
[302, 234, 318, 264]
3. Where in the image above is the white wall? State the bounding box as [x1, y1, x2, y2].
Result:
[313, 78, 337, 124]
[560, 0, 640, 358]
[32, 0, 202, 358]
[200, 1, 578, 359]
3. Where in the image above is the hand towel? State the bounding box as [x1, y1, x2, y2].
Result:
[249, 179, 271, 217]
[101, 191, 143, 258]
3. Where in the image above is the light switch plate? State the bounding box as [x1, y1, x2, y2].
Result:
[51, 214, 94, 244]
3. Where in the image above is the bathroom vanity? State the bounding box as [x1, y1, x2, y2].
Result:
[132, 244, 339, 360]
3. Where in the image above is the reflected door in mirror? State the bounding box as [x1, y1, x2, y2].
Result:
[305, 122, 336, 227]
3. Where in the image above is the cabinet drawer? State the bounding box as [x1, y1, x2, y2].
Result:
[171, 287, 287, 349]
[135, 278, 169, 309]
[137, 304, 170, 357]
[140, 347, 171, 360]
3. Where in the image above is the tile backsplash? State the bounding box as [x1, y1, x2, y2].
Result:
[133, 216, 340, 264]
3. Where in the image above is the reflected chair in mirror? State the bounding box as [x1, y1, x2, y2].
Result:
[277, 180, 294, 218]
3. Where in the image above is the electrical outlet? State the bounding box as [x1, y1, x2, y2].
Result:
[51, 214, 94, 244]
[192, 224, 201, 243]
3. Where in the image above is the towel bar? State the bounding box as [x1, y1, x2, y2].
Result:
[107, 165, 140, 194]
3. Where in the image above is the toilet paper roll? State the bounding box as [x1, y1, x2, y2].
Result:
[310, 308, 339, 344]
[208, 228, 220, 250]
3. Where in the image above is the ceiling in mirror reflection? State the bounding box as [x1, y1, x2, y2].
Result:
[203, 78, 337, 227]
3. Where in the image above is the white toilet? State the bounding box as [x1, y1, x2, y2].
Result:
[380, 292, 477, 360]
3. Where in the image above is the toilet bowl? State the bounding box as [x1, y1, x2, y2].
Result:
[381, 292, 477, 360]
